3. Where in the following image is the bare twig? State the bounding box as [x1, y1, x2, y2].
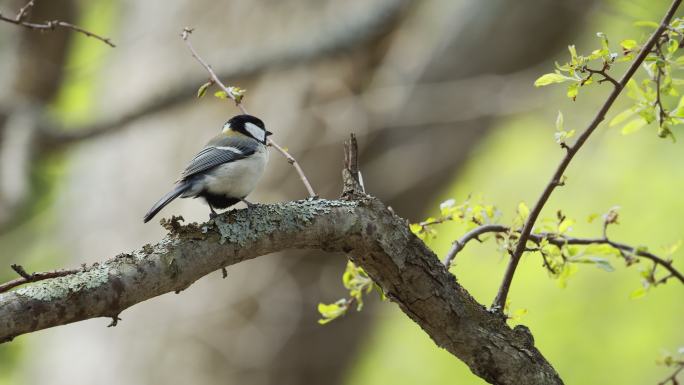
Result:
[658, 360, 684, 385]
[15, 0, 34, 21]
[491, 0, 683, 312]
[180, 27, 316, 197]
[443, 224, 508, 266]
[0, 264, 81, 293]
[584, 63, 620, 88]
[0, 1, 115, 47]
[442, 223, 684, 286]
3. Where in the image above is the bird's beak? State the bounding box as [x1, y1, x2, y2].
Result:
[266, 130, 273, 136]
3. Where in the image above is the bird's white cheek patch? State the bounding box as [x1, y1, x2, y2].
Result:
[245, 122, 265, 142]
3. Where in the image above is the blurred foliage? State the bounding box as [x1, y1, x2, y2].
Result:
[50, 0, 118, 125]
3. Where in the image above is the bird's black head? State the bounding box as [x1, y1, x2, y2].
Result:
[222, 114, 272, 144]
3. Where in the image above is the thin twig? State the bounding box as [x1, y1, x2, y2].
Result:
[0, 264, 81, 293]
[491, 0, 683, 312]
[0, 1, 115, 47]
[658, 361, 684, 385]
[442, 223, 684, 285]
[443, 224, 508, 266]
[15, 0, 34, 21]
[180, 27, 317, 197]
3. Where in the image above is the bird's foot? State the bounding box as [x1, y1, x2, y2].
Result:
[241, 198, 257, 209]
[208, 205, 219, 220]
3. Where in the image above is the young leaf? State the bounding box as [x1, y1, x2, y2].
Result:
[535, 73, 571, 87]
[620, 39, 638, 50]
[518, 202, 530, 220]
[214, 90, 229, 99]
[588, 257, 615, 272]
[558, 218, 575, 234]
[317, 300, 349, 324]
[634, 20, 659, 28]
[555, 111, 564, 131]
[567, 83, 580, 100]
[629, 286, 648, 299]
[610, 109, 636, 127]
[621, 119, 647, 135]
[197, 81, 212, 98]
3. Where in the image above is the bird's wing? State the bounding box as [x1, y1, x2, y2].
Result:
[179, 135, 257, 180]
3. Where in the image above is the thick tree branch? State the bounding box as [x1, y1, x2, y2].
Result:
[0, 0, 115, 47]
[492, 0, 683, 311]
[0, 197, 561, 385]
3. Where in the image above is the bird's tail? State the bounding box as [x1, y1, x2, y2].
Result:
[143, 182, 190, 223]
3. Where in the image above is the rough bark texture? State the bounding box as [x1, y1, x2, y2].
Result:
[0, 197, 562, 385]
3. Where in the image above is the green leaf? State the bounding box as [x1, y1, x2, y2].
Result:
[596, 32, 609, 51]
[197, 81, 212, 98]
[634, 20, 659, 29]
[509, 308, 528, 322]
[620, 39, 638, 50]
[214, 90, 229, 99]
[588, 257, 615, 272]
[439, 199, 456, 216]
[667, 38, 679, 55]
[518, 202, 530, 220]
[621, 119, 647, 135]
[557, 264, 578, 289]
[317, 300, 349, 324]
[566, 83, 579, 100]
[610, 109, 636, 127]
[409, 223, 422, 235]
[629, 286, 648, 299]
[558, 218, 575, 234]
[664, 240, 682, 256]
[555, 111, 564, 131]
[534, 73, 571, 87]
[626, 79, 646, 100]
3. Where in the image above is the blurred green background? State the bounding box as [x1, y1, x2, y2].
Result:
[0, 0, 682, 384]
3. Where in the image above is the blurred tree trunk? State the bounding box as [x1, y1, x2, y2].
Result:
[0, 0, 75, 228]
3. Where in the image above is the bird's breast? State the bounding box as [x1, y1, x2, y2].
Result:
[202, 146, 269, 198]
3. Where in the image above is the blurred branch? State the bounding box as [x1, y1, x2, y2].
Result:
[0, 0, 115, 47]
[181, 27, 316, 198]
[34, 0, 408, 147]
[0, 194, 562, 385]
[441, 223, 684, 285]
[659, 359, 684, 385]
[0, 264, 81, 293]
[491, 0, 683, 312]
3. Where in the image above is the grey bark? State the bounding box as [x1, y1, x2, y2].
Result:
[0, 195, 562, 385]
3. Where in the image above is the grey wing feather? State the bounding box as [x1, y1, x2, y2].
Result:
[180, 136, 257, 179]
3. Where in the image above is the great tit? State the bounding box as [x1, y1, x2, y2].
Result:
[143, 114, 272, 223]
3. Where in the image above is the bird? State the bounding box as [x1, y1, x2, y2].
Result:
[143, 114, 272, 223]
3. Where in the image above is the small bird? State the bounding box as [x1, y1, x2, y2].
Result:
[143, 114, 272, 223]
